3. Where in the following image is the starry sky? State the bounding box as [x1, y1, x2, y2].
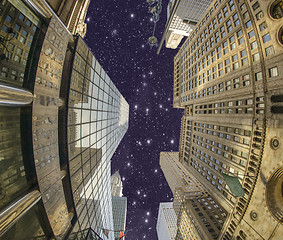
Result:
[84, 0, 184, 239]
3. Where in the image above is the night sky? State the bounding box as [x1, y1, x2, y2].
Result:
[84, 0, 184, 239]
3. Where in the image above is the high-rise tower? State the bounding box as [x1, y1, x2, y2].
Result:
[0, 1, 129, 239]
[160, 152, 227, 239]
[156, 202, 177, 240]
[172, 0, 283, 239]
[157, 0, 212, 52]
[111, 171, 127, 240]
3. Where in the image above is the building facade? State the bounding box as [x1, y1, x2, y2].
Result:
[160, 152, 227, 239]
[45, 0, 91, 37]
[110, 171, 127, 240]
[0, 1, 129, 240]
[111, 171, 123, 197]
[158, 0, 212, 51]
[112, 196, 127, 240]
[156, 202, 177, 240]
[173, 0, 283, 239]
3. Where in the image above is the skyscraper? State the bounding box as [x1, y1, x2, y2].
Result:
[111, 171, 127, 240]
[170, 0, 283, 239]
[156, 202, 177, 240]
[160, 152, 227, 239]
[0, 1, 129, 239]
[157, 0, 212, 52]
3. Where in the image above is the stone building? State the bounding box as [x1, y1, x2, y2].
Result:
[160, 152, 227, 239]
[45, 0, 91, 37]
[172, 0, 283, 239]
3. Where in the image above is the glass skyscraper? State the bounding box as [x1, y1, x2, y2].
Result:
[0, 1, 129, 240]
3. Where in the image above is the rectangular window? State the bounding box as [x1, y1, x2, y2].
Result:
[259, 22, 267, 31]
[252, 2, 260, 11]
[238, 37, 244, 45]
[269, 67, 278, 77]
[251, 41, 257, 49]
[248, 30, 255, 38]
[233, 62, 239, 70]
[262, 33, 271, 43]
[253, 53, 260, 62]
[256, 11, 263, 20]
[255, 71, 263, 81]
[245, 20, 252, 28]
[241, 49, 247, 57]
[265, 46, 274, 56]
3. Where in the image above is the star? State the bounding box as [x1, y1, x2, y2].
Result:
[130, 13, 134, 18]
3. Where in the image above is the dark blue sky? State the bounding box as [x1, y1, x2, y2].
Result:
[85, 1, 183, 239]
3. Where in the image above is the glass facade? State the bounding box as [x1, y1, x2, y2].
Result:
[67, 37, 129, 239]
[0, 0, 41, 88]
[0, 2, 129, 240]
[0, 0, 42, 211]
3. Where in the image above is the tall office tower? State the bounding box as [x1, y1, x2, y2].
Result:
[112, 196, 127, 240]
[160, 152, 227, 239]
[156, 202, 178, 240]
[173, 0, 283, 239]
[111, 171, 123, 197]
[110, 171, 127, 240]
[45, 0, 91, 37]
[157, 0, 212, 52]
[0, 1, 129, 240]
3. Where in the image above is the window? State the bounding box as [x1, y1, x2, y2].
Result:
[243, 11, 249, 19]
[262, 33, 271, 43]
[225, 59, 230, 66]
[241, 49, 247, 57]
[270, 1, 283, 19]
[265, 46, 274, 56]
[259, 22, 267, 31]
[269, 67, 278, 77]
[252, 2, 260, 11]
[256, 11, 263, 20]
[232, 54, 238, 61]
[255, 71, 263, 81]
[19, 13, 24, 21]
[253, 53, 260, 62]
[5, 15, 12, 23]
[229, 35, 235, 43]
[251, 41, 257, 49]
[245, 20, 252, 28]
[248, 30, 255, 38]
[238, 37, 244, 45]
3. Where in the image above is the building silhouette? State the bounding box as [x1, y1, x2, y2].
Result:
[166, 0, 283, 239]
[0, 1, 129, 239]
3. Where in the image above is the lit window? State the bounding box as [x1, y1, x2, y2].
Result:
[255, 71, 263, 81]
[250, 41, 257, 49]
[269, 67, 278, 77]
[253, 53, 260, 62]
[265, 46, 274, 56]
